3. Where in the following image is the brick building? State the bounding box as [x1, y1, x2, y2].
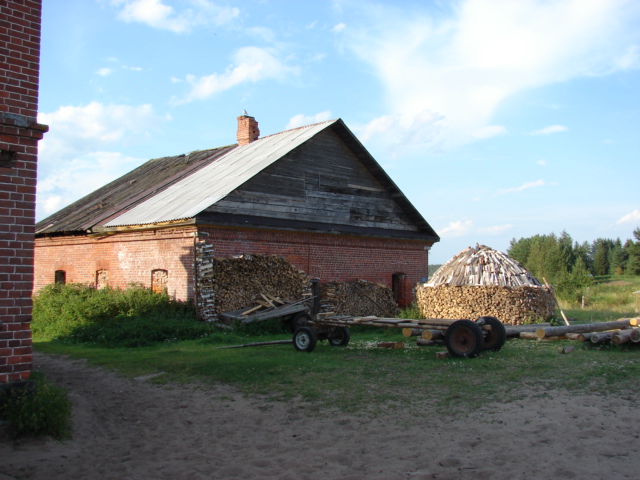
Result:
[34, 115, 439, 311]
[1, 0, 48, 383]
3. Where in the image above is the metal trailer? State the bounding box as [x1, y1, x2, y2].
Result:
[292, 315, 507, 359]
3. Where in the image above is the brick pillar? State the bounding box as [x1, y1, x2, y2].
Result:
[0, 0, 48, 384]
[236, 113, 260, 145]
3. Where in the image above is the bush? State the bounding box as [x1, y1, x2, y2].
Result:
[0, 372, 72, 440]
[32, 283, 218, 347]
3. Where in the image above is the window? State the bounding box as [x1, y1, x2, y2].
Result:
[151, 269, 168, 294]
[96, 269, 108, 289]
[54, 270, 66, 285]
[392, 273, 404, 302]
[0, 150, 16, 168]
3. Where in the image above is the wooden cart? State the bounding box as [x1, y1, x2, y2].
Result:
[220, 297, 313, 331]
[292, 314, 506, 358]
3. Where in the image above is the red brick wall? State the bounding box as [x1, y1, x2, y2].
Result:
[199, 226, 430, 306]
[0, 0, 46, 383]
[34, 228, 198, 301]
[34, 225, 431, 309]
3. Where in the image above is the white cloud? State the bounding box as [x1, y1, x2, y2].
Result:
[332, 23, 346, 33]
[617, 209, 640, 225]
[38, 102, 169, 158]
[96, 67, 113, 76]
[286, 111, 332, 130]
[36, 102, 169, 220]
[439, 220, 473, 237]
[496, 179, 547, 195]
[478, 224, 513, 235]
[110, 0, 239, 33]
[530, 125, 568, 135]
[37, 152, 145, 218]
[171, 46, 300, 104]
[615, 44, 640, 70]
[340, 0, 640, 154]
[472, 125, 507, 139]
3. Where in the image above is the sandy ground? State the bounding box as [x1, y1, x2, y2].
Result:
[1, 351, 639, 480]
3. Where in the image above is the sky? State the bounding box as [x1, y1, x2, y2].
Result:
[37, 0, 640, 264]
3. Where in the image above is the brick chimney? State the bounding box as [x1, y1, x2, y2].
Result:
[236, 111, 260, 145]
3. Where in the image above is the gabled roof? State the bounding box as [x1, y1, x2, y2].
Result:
[35, 145, 235, 235]
[36, 118, 440, 242]
[104, 120, 337, 228]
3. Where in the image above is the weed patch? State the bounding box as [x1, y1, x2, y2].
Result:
[0, 372, 72, 440]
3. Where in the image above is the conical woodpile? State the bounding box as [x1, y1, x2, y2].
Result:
[416, 245, 555, 325]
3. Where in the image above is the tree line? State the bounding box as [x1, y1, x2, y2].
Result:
[507, 228, 640, 301]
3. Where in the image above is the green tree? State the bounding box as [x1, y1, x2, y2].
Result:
[625, 228, 640, 275]
[508, 236, 533, 266]
[574, 241, 593, 274]
[593, 239, 610, 276]
[609, 239, 627, 275]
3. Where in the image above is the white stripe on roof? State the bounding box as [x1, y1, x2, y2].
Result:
[104, 120, 336, 227]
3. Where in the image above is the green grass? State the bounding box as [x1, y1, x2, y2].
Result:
[35, 323, 640, 415]
[559, 275, 640, 317]
[0, 372, 72, 440]
[30, 279, 640, 416]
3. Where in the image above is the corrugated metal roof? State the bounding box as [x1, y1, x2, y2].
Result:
[104, 120, 337, 227]
[35, 145, 235, 235]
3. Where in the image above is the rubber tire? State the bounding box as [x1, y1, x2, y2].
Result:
[290, 312, 311, 333]
[477, 316, 507, 352]
[328, 327, 351, 347]
[293, 326, 318, 352]
[445, 319, 484, 358]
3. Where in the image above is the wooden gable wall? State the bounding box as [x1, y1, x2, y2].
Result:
[202, 128, 420, 234]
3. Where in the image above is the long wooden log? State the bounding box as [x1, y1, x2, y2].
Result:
[566, 332, 592, 342]
[416, 338, 445, 347]
[505, 323, 551, 338]
[520, 332, 567, 340]
[536, 318, 639, 339]
[590, 331, 612, 344]
[217, 340, 292, 349]
[612, 329, 633, 346]
[402, 328, 443, 341]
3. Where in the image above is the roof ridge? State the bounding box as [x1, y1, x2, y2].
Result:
[257, 118, 339, 141]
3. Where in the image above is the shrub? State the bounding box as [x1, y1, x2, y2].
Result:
[32, 283, 216, 347]
[0, 372, 72, 440]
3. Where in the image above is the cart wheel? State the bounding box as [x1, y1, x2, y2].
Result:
[293, 327, 318, 352]
[290, 312, 311, 333]
[477, 316, 506, 351]
[445, 319, 484, 358]
[328, 327, 351, 347]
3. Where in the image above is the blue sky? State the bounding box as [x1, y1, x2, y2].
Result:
[37, 0, 640, 264]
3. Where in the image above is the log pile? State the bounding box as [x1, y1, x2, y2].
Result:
[418, 244, 554, 325]
[319, 280, 399, 317]
[213, 254, 312, 315]
[195, 240, 217, 322]
[427, 244, 542, 287]
[416, 285, 556, 325]
[529, 318, 640, 345]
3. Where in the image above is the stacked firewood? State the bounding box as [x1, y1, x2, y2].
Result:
[195, 240, 217, 322]
[320, 280, 399, 318]
[212, 254, 311, 316]
[415, 285, 556, 325]
[428, 244, 542, 287]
